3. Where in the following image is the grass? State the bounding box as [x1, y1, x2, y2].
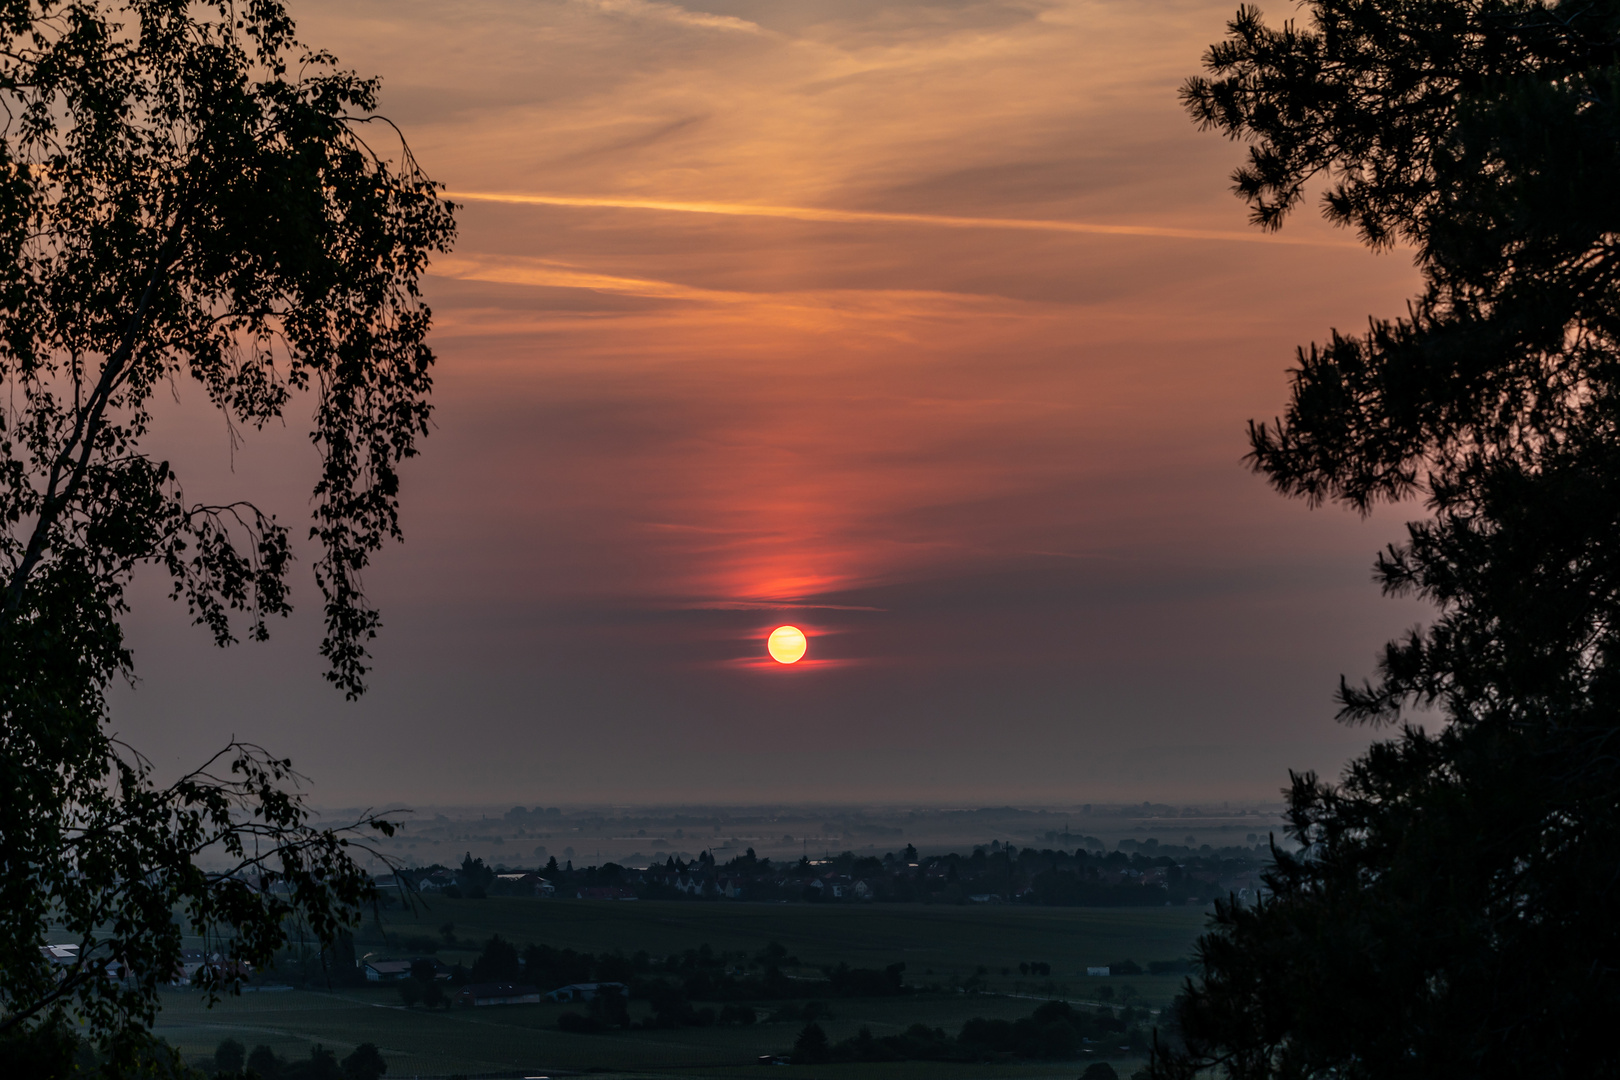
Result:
[154, 901, 1212, 1078]
[155, 986, 1136, 1077]
[368, 897, 1208, 998]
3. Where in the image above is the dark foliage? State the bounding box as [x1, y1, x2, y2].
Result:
[1158, 0, 1620, 1077]
[793, 1022, 832, 1065]
[816, 999, 1150, 1064]
[825, 961, 909, 997]
[340, 1042, 387, 1080]
[521, 942, 595, 990]
[213, 1038, 245, 1074]
[468, 935, 521, 984]
[0, 0, 454, 1068]
[242, 1043, 354, 1080]
[588, 983, 631, 1029]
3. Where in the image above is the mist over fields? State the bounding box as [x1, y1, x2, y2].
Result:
[307, 802, 1289, 875]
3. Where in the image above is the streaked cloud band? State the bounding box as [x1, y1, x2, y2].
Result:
[447, 190, 1357, 248]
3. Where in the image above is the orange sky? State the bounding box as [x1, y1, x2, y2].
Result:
[110, 0, 1431, 805]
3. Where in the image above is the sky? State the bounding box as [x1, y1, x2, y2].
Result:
[111, 0, 1432, 806]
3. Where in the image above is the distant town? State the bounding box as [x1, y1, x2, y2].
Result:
[344, 801, 1288, 887]
[379, 832, 1270, 909]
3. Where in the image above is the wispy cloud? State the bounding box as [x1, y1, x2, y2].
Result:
[447, 190, 1359, 248]
[570, 0, 768, 35]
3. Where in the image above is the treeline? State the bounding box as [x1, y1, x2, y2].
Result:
[186, 1039, 385, 1080]
[404, 841, 1265, 908]
[383, 932, 922, 1020]
[791, 999, 1157, 1065]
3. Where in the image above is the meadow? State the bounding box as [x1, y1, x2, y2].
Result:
[154, 899, 1212, 1079]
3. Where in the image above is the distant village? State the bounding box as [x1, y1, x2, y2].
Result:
[380, 836, 1269, 908]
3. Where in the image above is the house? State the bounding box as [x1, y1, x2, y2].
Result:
[456, 982, 542, 1006]
[544, 981, 628, 1003]
[497, 872, 554, 897]
[40, 944, 79, 967]
[364, 960, 414, 982]
[1086, 966, 1111, 976]
[410, 957, 453, 981]
[171, 949, 206, 985]
[416, 869, 455, 892]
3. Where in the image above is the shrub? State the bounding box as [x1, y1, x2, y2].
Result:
[794, 1022, 832, 1064]
[396, 980, 422, 1008]
[213, 1039, 246, 1074]
[341, 1043, 387, 1080]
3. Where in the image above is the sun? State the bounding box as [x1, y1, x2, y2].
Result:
[767, 625, 808, 664]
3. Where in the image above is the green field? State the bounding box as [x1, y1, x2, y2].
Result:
[370, 897, 1208, 999]
[154, 900, 1213, 1079]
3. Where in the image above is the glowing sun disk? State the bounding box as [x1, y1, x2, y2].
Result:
[768, 625, 808, 664]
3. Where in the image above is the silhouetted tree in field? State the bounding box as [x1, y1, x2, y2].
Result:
[794, 1022, 832, 1065]
[470, 935, 522, 983]
[1154, 1, 1620, 1077]
[341, 1043, 388, 1080]
[0, 0, 454, 1072]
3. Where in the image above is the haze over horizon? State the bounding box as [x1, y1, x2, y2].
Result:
[110, 0, 1431, 805]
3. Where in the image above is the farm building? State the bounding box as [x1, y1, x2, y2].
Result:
[364, 960, 414, 982]
[544, 981, 628, 1003]
[456, 982, 543, 1006]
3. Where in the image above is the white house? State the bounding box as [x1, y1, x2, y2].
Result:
[364, 960, 414, 982]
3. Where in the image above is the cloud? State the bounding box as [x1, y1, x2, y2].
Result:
[571, 0, 770, 34]
[447, 189, 1359, 247]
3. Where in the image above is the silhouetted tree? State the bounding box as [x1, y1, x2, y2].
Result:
[247, 1045, 283, 1080]
[589, 984, 631, 1028]
[396, 980, 422, 1009]
[341, 1042, 387, 1080]
[213, 1038, 246, 1075]
[469, 935, 521, 983]
[289, 1045, 343, 1080]
[0, 0, 454, 1071]
[457, 854, 494, 898]
[794, 1022, 832, 1064]
[1155, 0, 1620, 1076]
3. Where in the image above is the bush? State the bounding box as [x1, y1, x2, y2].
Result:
[469, 936, 521, 983]
[213, 1038, 246, 1074]
[794, 1022, 832, 1064]
[396, 980, 422, 1008]
[247, 1045, 282, 1080]
[1081, 1064, 1119, 1080]
[341, 1042, 387, 1080]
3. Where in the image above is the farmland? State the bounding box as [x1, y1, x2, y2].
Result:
[154, 899, 1212, 1078]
